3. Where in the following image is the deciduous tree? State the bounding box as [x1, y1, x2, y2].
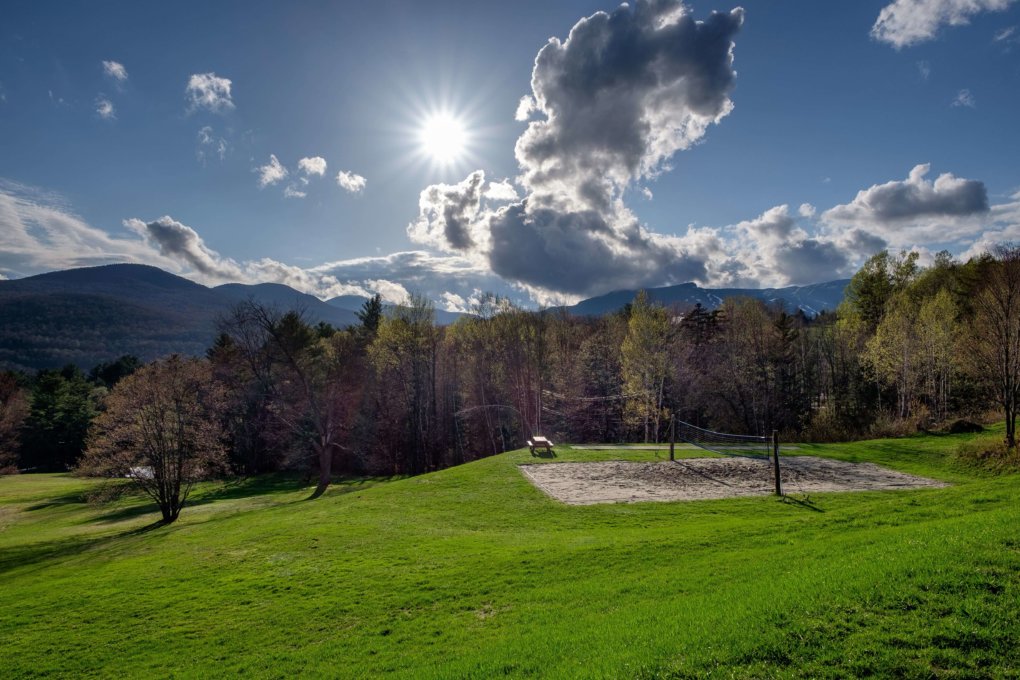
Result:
[80, 355, 227, 523]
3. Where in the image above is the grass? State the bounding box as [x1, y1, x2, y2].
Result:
[1, 430, 1019, 678]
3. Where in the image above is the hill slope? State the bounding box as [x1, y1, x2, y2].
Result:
[1, 432, 1018, 677]
[0, 265, 356, 371]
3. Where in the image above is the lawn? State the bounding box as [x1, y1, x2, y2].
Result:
[1, 431, 1018, 678]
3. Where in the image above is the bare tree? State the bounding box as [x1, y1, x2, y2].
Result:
[969, 244, 1020, 447]
[80, 355, 227, 523]
[220, 302, 358, 497]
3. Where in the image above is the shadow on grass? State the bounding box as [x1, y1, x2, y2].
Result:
[24, 489, 89, 512]
[531, 449, 558, 459]
[780, 494, 824, 513]
[0, 520, 169, 575]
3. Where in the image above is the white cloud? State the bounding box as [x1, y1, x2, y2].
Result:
[952, 88, 976, 107]
[337, 170, 367, 193]
[102, 60, 128, 83]
[515, 95, 536, 121]
[798, 203, 817, 218]
[283, 186, 307, 199]
[0, 180, 175, 276]
[916, 60, 931, 79]
[256, 154, 288, 188]
[185, 72, 235, 113]
[642, 187, 654, 200]
[995, 25, 1017, 39]
[298, 156, 327, 176]
[872, 0, 1017, 48]
[484, 179, 519, 202]
[440, 291, 470, 313]
[823, 163, 989, 244]
[95, 97, 115, 120]
[196, 126, 227, 163]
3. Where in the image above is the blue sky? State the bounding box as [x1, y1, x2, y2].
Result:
[2, 0, 1019, 309]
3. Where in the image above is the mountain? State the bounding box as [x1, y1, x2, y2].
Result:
[215, 283, 358, 328]
[1, 265, 352, 372]
[564, 279, 850, 317]
[325, 295, 468, 326]
[0, 264, 850, 372]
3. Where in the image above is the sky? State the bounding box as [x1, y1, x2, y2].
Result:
[2, 0, 1020, 310]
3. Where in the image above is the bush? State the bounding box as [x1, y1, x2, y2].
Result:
[954, 436, 1020, 473]
[947, 419, 984, 434]
[868, 415, 916, 439]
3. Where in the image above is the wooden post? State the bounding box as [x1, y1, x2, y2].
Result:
[772, 429, 782, 496]
[669, 416, 676, 461]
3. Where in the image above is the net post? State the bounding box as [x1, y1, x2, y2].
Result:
[771, 429, 782, 496]
[669, 416, 675, 461]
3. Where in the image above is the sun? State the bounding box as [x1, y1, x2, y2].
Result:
[419, 112, 468, 165]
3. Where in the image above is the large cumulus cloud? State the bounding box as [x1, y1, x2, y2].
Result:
[408, 0, 744, 301]
[822, 164, 989, 243]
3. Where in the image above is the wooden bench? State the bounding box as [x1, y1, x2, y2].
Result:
[527, 436, 554, 455]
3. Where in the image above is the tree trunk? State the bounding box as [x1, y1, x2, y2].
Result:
[311, 440, 332, 498]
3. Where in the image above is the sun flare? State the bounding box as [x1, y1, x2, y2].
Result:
[419, 113, 468, 165]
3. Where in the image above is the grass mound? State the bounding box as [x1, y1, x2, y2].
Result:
[2, 431, 1019, 677]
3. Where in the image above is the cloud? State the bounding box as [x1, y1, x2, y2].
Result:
[0, 179, 175, 277]
[407, 170, 488, 251]
[485, 179, 519, 202]
[440, 291, 468, 313]
[916, 60, 931, 79]
[871, 0, 1017, 48]
[298, 156, 327, 176]
[952, 88, 976, 107]
[0, 179, 531, 305]
[823, 164, 989, 244]
[102, 60, 128, 83]
[283, 186, 307, 199]
[337, 170, 367, 193]
[517, 2, 744, 212]
[185, 72, 235, 113]
[515, 95, 536, 121]
[642, 187, 654, 200]
[95, 97, 115, 120]
[798, 203, 816, 218]
[196, 126, 227, 164]
[256, 154, 288, 188]
[125, 216, 244, 280]
[995, 25, 1017, 39]
[408, 0, 745, 301]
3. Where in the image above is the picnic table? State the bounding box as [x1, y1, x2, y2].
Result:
[527, 435, 554, 455]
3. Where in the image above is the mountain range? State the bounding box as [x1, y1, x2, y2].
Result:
[0, 264, 849, 372]
[562, 279, 850, 317]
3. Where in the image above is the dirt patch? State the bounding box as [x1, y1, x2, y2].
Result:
[518, 456, 947, 505]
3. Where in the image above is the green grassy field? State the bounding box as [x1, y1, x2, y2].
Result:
[2, 431, 1019, 678]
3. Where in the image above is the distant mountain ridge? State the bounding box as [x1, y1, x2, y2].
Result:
[564, 279, 850, 317]
[0, 265, 357, 372]
[0, 264, 850, 372]
[324, 294, 466, 326]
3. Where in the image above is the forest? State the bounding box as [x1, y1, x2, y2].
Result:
[2, 246, 1019, 495]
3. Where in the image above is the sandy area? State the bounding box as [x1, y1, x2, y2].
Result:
[518, 456, 947, 505]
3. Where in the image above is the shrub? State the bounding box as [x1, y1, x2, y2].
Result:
[954, 436, 1020, 473]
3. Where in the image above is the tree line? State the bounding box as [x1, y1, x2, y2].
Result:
[2, 245, 1019, 520]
